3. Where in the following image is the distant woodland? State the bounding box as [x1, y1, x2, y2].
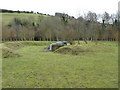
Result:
[1, 9, 120, 43]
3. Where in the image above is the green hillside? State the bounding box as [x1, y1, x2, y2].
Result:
[1, 13, 48, 25]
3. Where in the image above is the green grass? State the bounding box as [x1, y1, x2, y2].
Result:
[55, 41, 118, 56]
[2, 41, 118, 88]
[4, 41, 55, 49]
[2, 41, 55, 58]
[1, 13, 48, 25]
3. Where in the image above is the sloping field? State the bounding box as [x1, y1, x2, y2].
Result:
[1, 13, 48, 25]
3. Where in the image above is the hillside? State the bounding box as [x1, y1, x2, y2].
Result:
[1, 13, 48, 25]
[1, 10, 119, 41]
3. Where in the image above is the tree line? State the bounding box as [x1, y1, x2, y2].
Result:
[0, 9, 53, 16]
[2, 11, 120, 43]
[1, 9, 34, 14]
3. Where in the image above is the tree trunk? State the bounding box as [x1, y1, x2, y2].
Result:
[77, 38, 80, 44]
[10, 38, 12, 41]
[83, 38, 87, 44]
[56, 36, 59, 41]
[39, 38, 41, 41]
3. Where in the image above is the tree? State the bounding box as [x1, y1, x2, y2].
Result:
[102, 12, 110, 24]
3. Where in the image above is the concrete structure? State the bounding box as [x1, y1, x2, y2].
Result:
[48, 41, 70, 51]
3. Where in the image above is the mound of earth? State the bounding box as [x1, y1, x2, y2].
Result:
[2, 47, 20, 58]
[54, 45, 93, 55]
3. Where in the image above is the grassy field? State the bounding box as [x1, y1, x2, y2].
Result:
[2, 41, 118, 88]
[1, 13, 48, 25]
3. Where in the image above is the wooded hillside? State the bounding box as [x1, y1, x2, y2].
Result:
[1, 10, 120, 42]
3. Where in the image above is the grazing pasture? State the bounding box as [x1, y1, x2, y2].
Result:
[1, 13, 48, 25]
[1, 41, 118, 88]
